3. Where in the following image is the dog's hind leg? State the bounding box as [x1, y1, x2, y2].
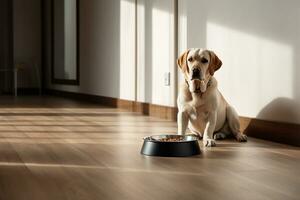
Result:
[213, 123, 231, 140]
[213, 132, 230, 140]
[226, 105, 247, 142]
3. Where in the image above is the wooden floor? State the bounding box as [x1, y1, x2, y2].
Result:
[0, 96, 299, 200]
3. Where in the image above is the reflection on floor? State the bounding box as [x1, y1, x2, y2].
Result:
[0, 96, 299, 200]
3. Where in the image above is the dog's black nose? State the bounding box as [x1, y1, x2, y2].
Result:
[192, 68, 200, 80]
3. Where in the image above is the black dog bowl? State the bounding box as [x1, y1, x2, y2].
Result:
[141, 134, 201, 157]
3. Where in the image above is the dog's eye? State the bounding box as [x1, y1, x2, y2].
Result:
[201, 57, 208, 64]
[188, 57, 193, 62]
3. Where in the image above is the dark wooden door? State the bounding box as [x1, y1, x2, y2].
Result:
[0, 0, 13, 94]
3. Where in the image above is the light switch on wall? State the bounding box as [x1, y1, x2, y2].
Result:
[164, 72, 170, 86]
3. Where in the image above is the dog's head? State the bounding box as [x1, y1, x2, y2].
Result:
[177, 48, 222, 93]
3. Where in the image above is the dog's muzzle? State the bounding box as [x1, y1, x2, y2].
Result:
[186, 77, 212, 94]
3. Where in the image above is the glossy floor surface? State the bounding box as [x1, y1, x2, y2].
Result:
[0, 96, 299, 200]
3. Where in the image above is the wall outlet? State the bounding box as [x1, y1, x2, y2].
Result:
[164, 72, 170, 86]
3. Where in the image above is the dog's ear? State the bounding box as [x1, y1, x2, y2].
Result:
[208, 51, 222, 76]
[177, 49, 190, 74]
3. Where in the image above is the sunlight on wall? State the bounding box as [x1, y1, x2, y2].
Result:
[178, 4, 187, 53]
[120, 0, 136, 100]
[151, 7, 173, 106]
[206, 22, 294, 118]
[177, 0, 188, 95]
[137, 0, 146, 102]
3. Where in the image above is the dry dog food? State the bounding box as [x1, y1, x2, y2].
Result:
[159, 136, 184, 142]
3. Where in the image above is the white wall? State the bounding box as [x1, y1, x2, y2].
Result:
[45, 0, 300, 124]
[178, 0, 300, 124]
[14, 0, 41, 88]
[119, 0, 136, 101]
[137, 0, 175, 106]
[46, 0, 176, 106]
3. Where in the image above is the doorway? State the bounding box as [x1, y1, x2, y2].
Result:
[0, 0, 13, 94]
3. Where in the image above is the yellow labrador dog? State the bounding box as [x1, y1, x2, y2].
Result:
[177, 48, 247, 147]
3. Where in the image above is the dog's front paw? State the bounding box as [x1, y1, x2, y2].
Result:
[204, 139, 216, 147]
[236, 133, 247, 142]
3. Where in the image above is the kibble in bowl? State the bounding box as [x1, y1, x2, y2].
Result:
[158, 136, 184, 142]
[147, 134, 197, 142]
